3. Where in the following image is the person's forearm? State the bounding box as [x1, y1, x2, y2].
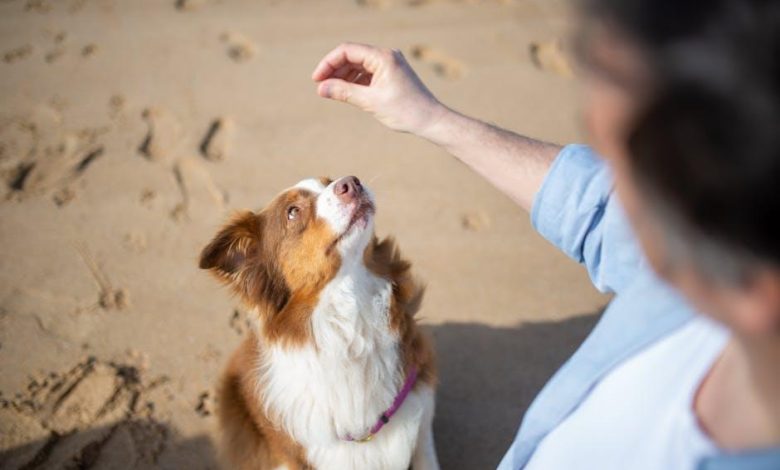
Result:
[420, 106, 561, 212]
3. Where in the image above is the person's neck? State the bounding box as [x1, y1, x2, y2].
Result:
[697, 333, 780, 451]
[740, 333, 780, 442]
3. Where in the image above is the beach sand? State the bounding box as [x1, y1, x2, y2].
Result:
[0, 0, 607, 468]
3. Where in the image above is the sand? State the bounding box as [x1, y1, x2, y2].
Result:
[0, 0, 607, 468]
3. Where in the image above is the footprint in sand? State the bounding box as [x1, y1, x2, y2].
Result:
[42, 40, 96, 63]
[355, 0, 390, 7]
[44, 48, 65, 63]
[529, 39, 574, 78]
[24, 0, 52, 13]
[76, 243, 130, 311]
[3, 44, 34, 64]
[53, 186, 76, 206]
[409, 45, 464, 80]
[44, 31, 68, 64]
[220, 32, 256, 63]
[139, 107, 183, 162]
[200, 117, 234, 162]
[8, 142, 104, 202]
[461, 210, 492, 232]
[0, 357, 169, 469]
[229, 308, 252, 335]
[2, 106, 106, 205]
[175, 0, 205, 11]
[139, 188, 156, 208]
[171, 157, 226, 222]
[195, 390, 216, 417]
[81, 43, 98, 57]
[1, 116, 34, 188]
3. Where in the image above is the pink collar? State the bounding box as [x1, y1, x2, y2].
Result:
[344, 365, 419, 443]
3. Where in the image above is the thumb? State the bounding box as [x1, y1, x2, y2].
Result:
[317, 79, 369, 108]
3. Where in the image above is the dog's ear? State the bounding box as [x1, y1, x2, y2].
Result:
[199, 211, 261, 278]
[199, 211, 290, 311]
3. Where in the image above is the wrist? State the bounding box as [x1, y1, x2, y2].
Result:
[415, 102, 456, 145]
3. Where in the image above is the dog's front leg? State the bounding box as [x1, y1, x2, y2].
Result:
[411, 386, 440, 470]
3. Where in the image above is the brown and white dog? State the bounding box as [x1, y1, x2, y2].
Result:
[199, 176, 439, 470]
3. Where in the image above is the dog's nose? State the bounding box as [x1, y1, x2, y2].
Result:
[334, 176, 362, 203]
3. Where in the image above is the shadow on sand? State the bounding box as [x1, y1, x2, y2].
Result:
[428, 311, 602, 470]
[0, 419, 220, 470]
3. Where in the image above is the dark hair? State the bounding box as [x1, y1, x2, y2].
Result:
[581, 0, 780, 275]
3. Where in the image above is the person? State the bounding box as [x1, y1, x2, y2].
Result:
[310, 0, 780, 469]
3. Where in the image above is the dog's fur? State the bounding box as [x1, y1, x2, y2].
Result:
[199, 177, 439, 470]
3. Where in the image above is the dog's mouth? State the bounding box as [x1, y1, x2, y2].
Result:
[329, 200, 375, 251]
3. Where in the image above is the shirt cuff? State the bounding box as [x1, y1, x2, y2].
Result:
[530, 144, 612, 263]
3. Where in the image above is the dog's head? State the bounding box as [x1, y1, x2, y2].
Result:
[199, 176, 376, 314]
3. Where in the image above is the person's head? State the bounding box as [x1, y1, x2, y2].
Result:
[575, 0, 780, 337]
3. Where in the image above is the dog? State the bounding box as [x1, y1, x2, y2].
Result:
[199, 176, 440, 470]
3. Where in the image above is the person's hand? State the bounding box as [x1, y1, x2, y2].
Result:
[312, 42, 447, 136]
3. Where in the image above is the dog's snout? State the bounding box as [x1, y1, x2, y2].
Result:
[334, 176, 362, 203]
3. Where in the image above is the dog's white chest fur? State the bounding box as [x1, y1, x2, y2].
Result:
[258, 262, 426, 470]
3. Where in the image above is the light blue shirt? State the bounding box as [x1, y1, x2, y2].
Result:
[497, 145, 780, 470]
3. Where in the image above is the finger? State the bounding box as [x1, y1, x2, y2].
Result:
[344, 68, 362, 83]
[332, 63, 355, 80]
[356, 73, 373, 86]
[313, 44, 367, 81]
[317, 78, 369, 107]
[311, 43, 385, 82]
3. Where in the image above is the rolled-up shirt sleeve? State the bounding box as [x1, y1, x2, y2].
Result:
[531, 144, 644, 294]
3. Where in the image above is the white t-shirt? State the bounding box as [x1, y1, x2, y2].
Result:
[524, 315, 729, 470]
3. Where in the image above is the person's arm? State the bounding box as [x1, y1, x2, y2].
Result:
[420, 109, 561, 212]
[311, 42, 560, 212]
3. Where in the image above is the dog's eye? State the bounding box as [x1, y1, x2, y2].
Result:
[287, 206, 300, 221]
